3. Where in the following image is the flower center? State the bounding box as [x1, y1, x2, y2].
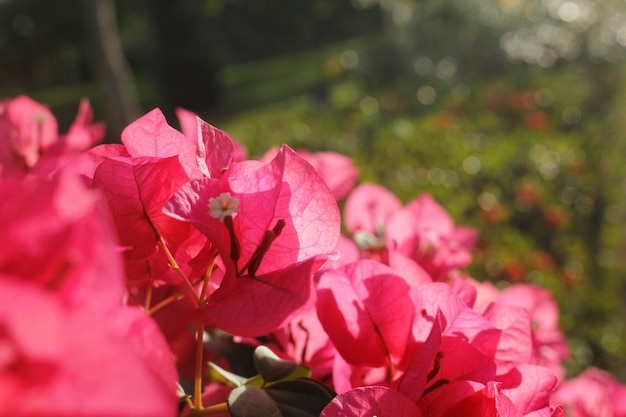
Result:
[208, 192, 240, 221]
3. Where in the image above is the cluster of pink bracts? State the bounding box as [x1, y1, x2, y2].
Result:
[1, 96, 625, 416]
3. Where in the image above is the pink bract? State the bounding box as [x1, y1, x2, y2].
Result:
[321, 385, 423, 417]
[343, 184, 476, 280]
[0, 96, 103, 178]
[176, 107, 247, 163]
[344, 182, 403, 236]
[0, 170, 125, 310]
[551, 367, 626, 417]
[316, 259, 415, 368]
[0, 279, 177, 417]
[498, 284, 570, 381]
[166, 144, 340, 336]
[387, 193, 477, 280]
[294, 149, 359, 201]
[93, 155, 191, 261]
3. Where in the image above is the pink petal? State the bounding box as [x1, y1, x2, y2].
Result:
[0, 95, 58, 172]
[440, 381, 523, 417]
[163, 176, 233, 265]
[321, 386, 422, 417]
[344, 182, 403, 234]
[498, 365, 557, 416]
[0, 171, 125, 309]
[121, 108, 197, 178]
[73, 143, 130, 181]
[0, 279, 177, 417]
[552, 367, 624, 417]
[297, 150, 359, 201]
[228, 145, 340, 274]
[449, 273, 478, 308]
[93, 156, 190, 260]
[331, 353, 389, 393]
[384, 249, 433, 286]
[200, 257, 320, 336]
[397, 310, 444, 402]
[483, 303, 533, 373]
[419, 380, 485, 417]
[316, 259, 414, 368]
[387, 194, 477, 279]
[410, 283, 497, 347]
[56, 98, 105, 153]
[195, 117, 235, 179]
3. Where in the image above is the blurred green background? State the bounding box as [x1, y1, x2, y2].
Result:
[2, 0, 626, 380]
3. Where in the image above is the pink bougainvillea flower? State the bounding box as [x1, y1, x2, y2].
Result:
[343, 184, 475, 280]
[176, 107, 247, 163]
[0, 95, 57, 172]
[409, 283, 499, 357]
[344, 182, 403, 239]
[200, 257, 322, 336]
[261, 147, 358, 201]
[482, 303, 533, 374]
[463, 282, 571, 382]
[321, 385, 423, 417]
[403, 283, 558, 416]
[498, 364, 559, 417]
[271, 301, 337, 381]
[419, 377, 564, 417]
[93, 155, 191, 261]
[165, 144, 340, 336]
[119, 108, 236, 180]
[395, 309, 445, 401]
[294, 150, 359, 201]
[88, 109, 238, 284]
[0, 278, 177, 417]
[316, 259, 415, 370]
[552, 367, 626, 417]
[50, 98, 105, 154]
[387, 193, 477, 280]
[421, 380, 522, 417]
[496, 284, 570, 381]
[0, 96, 103, 178]
[120, 108, 197, 177]
[0, 170, 125, 310]
[421, 375, 560, 417]
[331, 350, 390, 394]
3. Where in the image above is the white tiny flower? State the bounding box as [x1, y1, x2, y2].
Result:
[208, 192, 240, 221]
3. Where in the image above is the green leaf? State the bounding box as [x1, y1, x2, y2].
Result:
[266, 378, 336, 417]
[243, 363, 312, 388]
[253, 345, 299, 383]
[207, 361, 247, 386]
[228, 385, 281, 417]
[228, 378, 337, 417]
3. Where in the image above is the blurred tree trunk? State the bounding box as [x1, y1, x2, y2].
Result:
[82, 0, 140, 142]
[147, 0, 221, 117]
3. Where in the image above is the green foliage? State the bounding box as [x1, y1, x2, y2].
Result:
[216, 60, 626, 381]
[214, 346, 336, 417]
